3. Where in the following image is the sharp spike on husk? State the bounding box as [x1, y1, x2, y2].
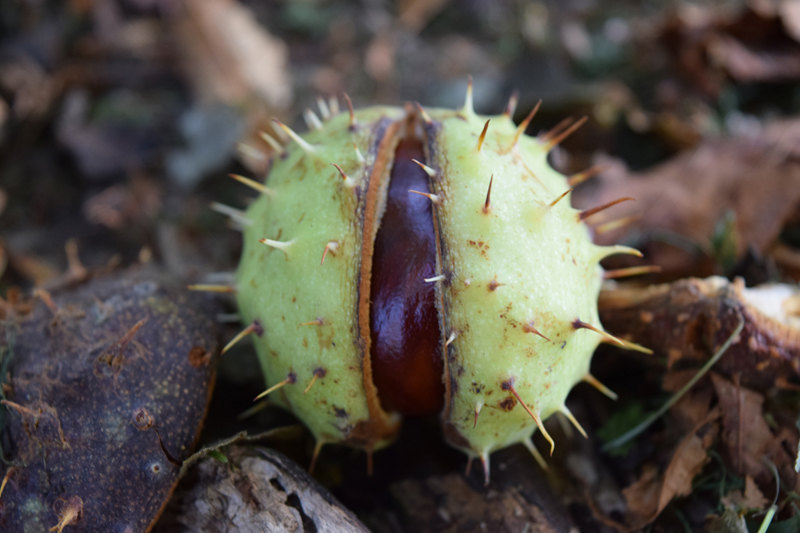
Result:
[593, 214, 640, 234]
[222, 321, 262, 354]
[229, 174, 275, 196]
[465, 456, 474, 477]
[548, 188, 573, 208]
[608, 338, 653, 354]
[480, 453, 490, 486]
[331, 163, 357, 188]
[237, 142, 266, 162]
[259, 238, 294, 257]
[273, 119, 317, 153]
[573, 319, 653, 354]
[502, 380, 555, 455]
[410, 159, 437, 178]
[445, 331, 457, 347]
[567, 165, 606, 187]
[474, 401, 483, 428]
[415, 102, 433, 124]
[544, 115, 588, 150]
[237, 399, 270, 420]
[353, 142, 365, 164]
[309, 440, 325, 474]
[603, 265, 662, 279]
[316, 96, 331, 120]
[483, 174, 493, 214]
[303, 368, 326, 394]
[260, 131, 286, 156]
[320, 241, 339, 265]
[303, 109, 323, 130]
[539, 116, 575, 143]
[270, 120, 289, 142]
[254, 373, 297, 400]
[572, 319, 624, 346]
[503, 90, 519, 119]
[299, 318, 324, 326]
[424, 273, 445, 283]
[187, 284, 238, 294]
[409, 189, 441, 204]
[523, 321, 551, 341]
[343, 93, 357, 129]
[303, 375, 318, 394]
[583, 373, 618, 400]
[462, 75, 474, 116]
[579, 197, 635, 221]
[595, 245, 644, 262]
[210, 202, 253, 226]
[522, 437, 548, 470]
[560, 405, 588, 438]
[509, 100, 542, 150]
[476, 119, 490, 152]
[328, 95, 340, 115]
[0, 469, 11, 500]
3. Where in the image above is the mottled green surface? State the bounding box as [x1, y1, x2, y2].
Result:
[236, 108, 403, 448]
[237, 102, 609, 461]
[426, 106, 602, 457]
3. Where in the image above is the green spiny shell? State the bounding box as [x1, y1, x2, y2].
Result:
[234, 93, 634, 468]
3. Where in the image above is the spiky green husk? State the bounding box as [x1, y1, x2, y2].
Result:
[236, 100, 612, 462]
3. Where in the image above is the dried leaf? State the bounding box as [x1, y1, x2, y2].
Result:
[720, 475, 769, 510]
[578, 124, 800, 276]
[176, 0, 291, 109]
[710, 374, 797, 485]
[599, 277, 800, 391]
[623, 410, 719, 529]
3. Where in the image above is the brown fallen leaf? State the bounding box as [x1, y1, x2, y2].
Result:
[599, 277, 800, 391]
[622, 409, 719, 530]
[657, 4, 800, 95]
[577, 121, 800, 278]
[720, 475, 769, 511]
[174, 0, 292, 173]
[176, 0, 291, 109]
[710, 373, 798, 487]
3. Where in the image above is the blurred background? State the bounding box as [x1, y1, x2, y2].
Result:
[2, 0, 799, 288]
[2, 1, 800, 531]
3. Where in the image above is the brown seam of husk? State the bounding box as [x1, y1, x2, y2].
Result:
[352, 117, 403, 449]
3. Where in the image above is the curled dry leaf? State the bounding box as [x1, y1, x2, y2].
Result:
[622, 410, 719, 530]
[0, 267, 220, 532]
[711, 373, 798, 487]
[720, 475, 769, 511]
[659, 3, 800, 94]
[577, 119, 800, 277]
[176, 0, 291, 109]
[175, 0, 292, 173]
[599, 277, 800, 391]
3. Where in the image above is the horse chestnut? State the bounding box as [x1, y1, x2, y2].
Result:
[230, 85, 648, 479]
